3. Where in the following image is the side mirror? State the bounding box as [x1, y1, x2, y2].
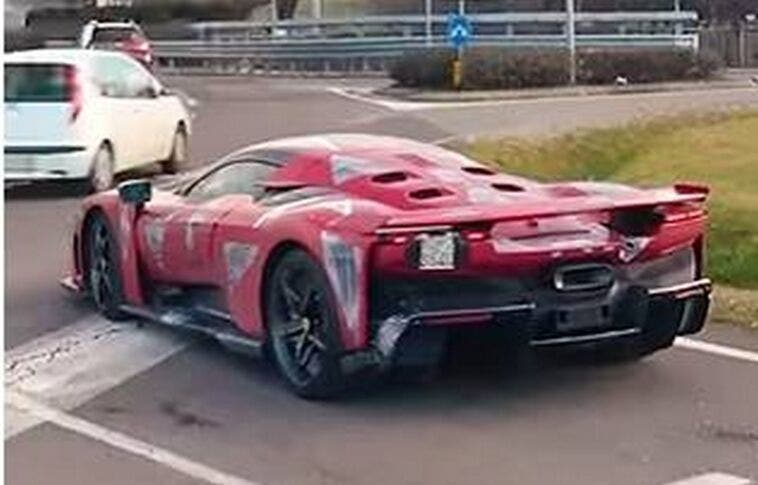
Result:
[144, 85, 160, 98]
[101, 83, 118, 97]
[118, 180, 152, 207]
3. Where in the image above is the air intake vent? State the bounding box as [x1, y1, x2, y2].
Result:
[372, 171, 411, 184]
[409, 187, 452, 200]
[492, 182, 525, 193]
[462, 166, 496, 176]
[553, 264, 614, 292]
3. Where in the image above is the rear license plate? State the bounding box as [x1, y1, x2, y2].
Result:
[417, 232, 456, 270]
[555, 306, 610, 332]
[5, 155, 35, 173]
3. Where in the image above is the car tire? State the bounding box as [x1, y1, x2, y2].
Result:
[161, 126, 188, 175]
[265, 249, 346, 399]
[89, 143, 115, 193]
[86, 214, 126, 320]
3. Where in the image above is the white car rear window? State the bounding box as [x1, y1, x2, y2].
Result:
[4, 63, 72, 103]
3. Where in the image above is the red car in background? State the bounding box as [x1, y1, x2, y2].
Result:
[79, 20, 153, 68]
[62, 134, 712, 398]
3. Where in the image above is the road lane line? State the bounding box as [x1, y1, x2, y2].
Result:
[664, 472, 752, 485]
[674, 337, 758, 365]
[7, 391, 260, 485]
[5, 315, 190, 438]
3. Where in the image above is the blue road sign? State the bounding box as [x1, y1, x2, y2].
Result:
[446, 13, 472, 49]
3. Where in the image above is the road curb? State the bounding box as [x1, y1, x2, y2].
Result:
[375, 79, 755, 104]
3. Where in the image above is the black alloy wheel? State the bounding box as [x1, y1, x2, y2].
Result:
[86, 215, 126, 320]
[266, 249, 345, 398]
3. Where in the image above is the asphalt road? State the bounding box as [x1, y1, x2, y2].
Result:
[5, 75, 758, 485]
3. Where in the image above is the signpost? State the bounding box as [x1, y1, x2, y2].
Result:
[566, 0, 577, 85]
[446, 10, 472, 89]
[425, 0, 433, 46]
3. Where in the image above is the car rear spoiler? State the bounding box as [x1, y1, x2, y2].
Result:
[380, 185, 708, 230]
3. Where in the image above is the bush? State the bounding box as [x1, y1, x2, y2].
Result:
[463, 48, 570, 89]
[389, 49, 454, 88]
[390, 47, 722, 90]
[578, 48, 723, 84]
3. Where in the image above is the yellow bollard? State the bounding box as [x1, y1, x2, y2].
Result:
[452, 57, 462, 90]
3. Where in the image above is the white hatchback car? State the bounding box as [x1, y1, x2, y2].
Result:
[4, 48, 191, 191]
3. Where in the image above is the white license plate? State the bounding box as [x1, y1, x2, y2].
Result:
[417, 232, 456, 270]
[5, 155, 36, 173]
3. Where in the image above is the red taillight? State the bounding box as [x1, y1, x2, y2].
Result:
[123, 36, 150, 53]
[64, 65, 82, 123]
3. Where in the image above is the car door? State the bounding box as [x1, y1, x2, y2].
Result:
[143, 75, 178, 161]
[91, 55, 142, 169]
[117, 56, 175, 162]
[92, 55, 158, 169]
[154, 161, 275, 285]
[116, 56, 165, 165]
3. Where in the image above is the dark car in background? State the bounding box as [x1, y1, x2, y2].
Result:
[79, 20, 153, 68]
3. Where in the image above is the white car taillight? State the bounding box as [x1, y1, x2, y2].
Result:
[65, 65, 82, 123]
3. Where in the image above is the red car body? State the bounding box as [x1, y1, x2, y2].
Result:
[63, 134, 711, 395]
[118, 34, 153, 67]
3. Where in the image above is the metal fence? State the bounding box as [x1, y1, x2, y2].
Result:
[700, 24, 758, 68]
[153, 11, 700, 75]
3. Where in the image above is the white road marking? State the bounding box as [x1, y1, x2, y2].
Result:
[430, 134, 460, 146]
[5, 311, 757, 485]
[664, 472, 752, 485]
[328, 86, 758, 113]
[674, 337, 758, 365]
[327, 86, 442, 111]
[7, 391, 260, 485]
[5, 315, 190, 438]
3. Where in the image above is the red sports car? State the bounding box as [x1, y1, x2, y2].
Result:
[62, 134, 711, 397]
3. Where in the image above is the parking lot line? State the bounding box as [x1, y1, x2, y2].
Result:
[7, 391, 260, 485]
[5, 315, 190, 438]
[674, 337, 758, 365]
[664, 472, 752, 485]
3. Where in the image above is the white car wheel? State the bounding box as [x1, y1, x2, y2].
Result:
[90, 144, 115, 192]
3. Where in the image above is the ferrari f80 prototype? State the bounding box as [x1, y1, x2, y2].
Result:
[63, 134, 711, 397]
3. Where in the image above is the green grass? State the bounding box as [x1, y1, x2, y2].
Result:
[460, 110, 758, 326]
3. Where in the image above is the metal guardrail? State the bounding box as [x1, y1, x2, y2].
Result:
[59, 11, 706, 75]
[155, 34, 699, 72]
[191, 11, 699, 39]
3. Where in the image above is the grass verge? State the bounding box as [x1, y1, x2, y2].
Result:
[460, 110, 758, 327]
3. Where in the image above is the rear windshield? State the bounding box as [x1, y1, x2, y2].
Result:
[92, 28, 140, 44]
[4, 63, 72, 103]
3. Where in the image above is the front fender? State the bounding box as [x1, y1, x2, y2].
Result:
[71, 193, 145, 306]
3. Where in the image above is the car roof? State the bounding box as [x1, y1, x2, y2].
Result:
[229, 133, 466, 162]
[4, 48, 131, 65]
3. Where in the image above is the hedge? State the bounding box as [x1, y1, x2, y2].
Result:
[390, 47, 723, 90]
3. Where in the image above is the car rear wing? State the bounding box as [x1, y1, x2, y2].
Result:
[378, 184, 708, 231]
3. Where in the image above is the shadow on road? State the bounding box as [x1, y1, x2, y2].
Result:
[5, 181, 87, 200]
[4, 166, 166, 201]
[205, 335, 657, 415]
